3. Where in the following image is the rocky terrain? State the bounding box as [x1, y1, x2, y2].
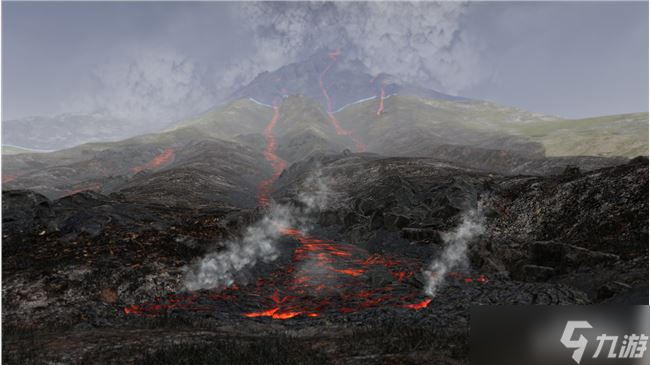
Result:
[2, 52, 648, 364]
[2, 147, 647, 364]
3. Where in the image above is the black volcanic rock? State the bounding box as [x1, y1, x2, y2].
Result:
[272, 152, 647, 304]
[2, 190, 54, 235]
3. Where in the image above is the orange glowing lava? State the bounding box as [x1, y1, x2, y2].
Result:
[332, 268, 365, 277]
[403, 298, 432, 310]
[132, 148, 175, 174]
[318, 51, 367, 152]
[243, 307, 279, 318]
[257, 104, 288, 206]
[66, 182, 102, 196]
[376, 86, 385, 116]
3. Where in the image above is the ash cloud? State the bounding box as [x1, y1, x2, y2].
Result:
[183, 169, 333, 291]
[51, 2, 484, 126]
[424, 204, 485, 297]
[65, 47, 222, 125]
[227, 2, 484, 95]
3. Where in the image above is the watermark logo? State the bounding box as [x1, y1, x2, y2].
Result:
[561, 321, 593, 363]
[561, 321, 648, 364]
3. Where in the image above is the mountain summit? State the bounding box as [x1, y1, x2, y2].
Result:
[230, 49, 464, 112]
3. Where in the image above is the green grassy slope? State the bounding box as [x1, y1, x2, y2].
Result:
[336, 95, 648, 158]
[506, 113, 648, 157]
[2, 146, 48, 155]
[167, 99, 273, 141]
[3, 99, 275, 173]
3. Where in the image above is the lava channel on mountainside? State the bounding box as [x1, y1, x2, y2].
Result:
[257, 100, 287, 207]
[131, 148, 176, 174]
[318, 51, 367, 153]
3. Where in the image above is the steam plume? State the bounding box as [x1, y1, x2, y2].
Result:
[424, 204, 485, 297]
[66, 47, 221, 125]
[183, 169, 332, 291]
[227, 2, 483, 95]
[183, 205, 290, 291]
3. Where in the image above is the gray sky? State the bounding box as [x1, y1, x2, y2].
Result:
[2, 1, 648, 121]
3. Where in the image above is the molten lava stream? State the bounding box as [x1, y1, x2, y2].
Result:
[318, 51, 367, 153]
[376, 86, 385, 116]
[402, 298, 432, 311]
[241, 228, 434, 318]
[256, 104, 287, 207]
[132, 148, 175, 174]
[66, 182, 103, 196]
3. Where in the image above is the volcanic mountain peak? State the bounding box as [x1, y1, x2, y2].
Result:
[230, 49, 463, 112]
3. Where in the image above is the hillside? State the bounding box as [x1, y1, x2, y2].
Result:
[336, 95, 648, 158]
[1, 112, 164, 151]
[4, 94, 644, 201]
[508, 112, 649, 158]
[1, 97, 347, 202]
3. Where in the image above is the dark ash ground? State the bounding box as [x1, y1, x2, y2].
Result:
[2, 152, 647, 364]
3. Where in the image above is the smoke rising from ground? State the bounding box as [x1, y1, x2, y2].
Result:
[229, 2, 483, 95]
[183, 205, 290, 291]
[64, 3, 483, 125]
[424, 204, 485, 297]
[184, 169, 333, 291]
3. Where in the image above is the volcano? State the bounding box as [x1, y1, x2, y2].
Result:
[2, 50, 648, 364]
[230, 48, 465, 113]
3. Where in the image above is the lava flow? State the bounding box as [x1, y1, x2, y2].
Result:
[257, 102, 287, 207]
[2, 174, 18, 184]
[318, 51, 367, 152]
[131, 148, 175, 174]
[66, 182, 103, 196]
[123, 97, 488, 320]
[376, 86, 385, 116]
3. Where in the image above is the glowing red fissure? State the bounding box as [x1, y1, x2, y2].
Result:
[318, 51, 367, 153]
[240, 228, 436, 319]
[402, 298, 432, 311]
[132, 148, 175, 174]
[257, 104, 287, 207]
[66, 182, 102, 196]
[376, 86, 385, 116]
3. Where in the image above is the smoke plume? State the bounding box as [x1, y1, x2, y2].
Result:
[67, 47, 221, 125]
[227, 2, 484, 95]
[183, 169, 332, 291]
[424, 204, 485, 297]
[62, 2, 484, 126]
